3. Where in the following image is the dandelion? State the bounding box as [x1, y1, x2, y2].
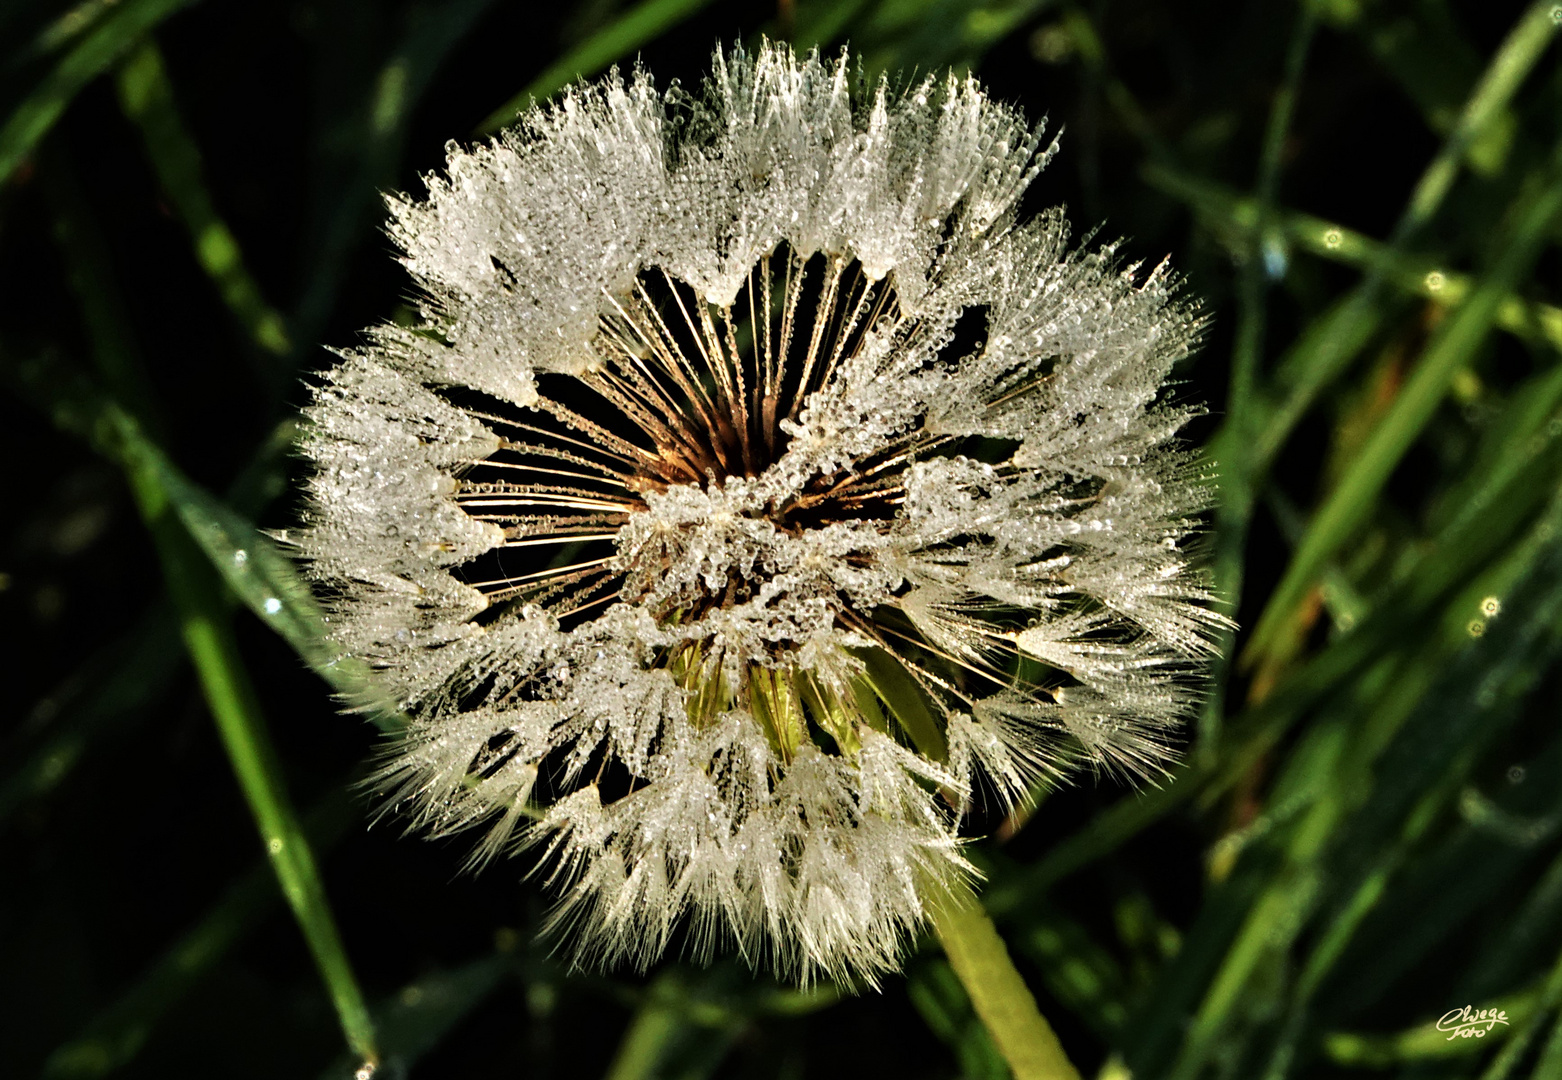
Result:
[296, 41, 1223, 984]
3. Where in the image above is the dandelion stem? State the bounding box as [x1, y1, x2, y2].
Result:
[932, 892, 1082, 1080]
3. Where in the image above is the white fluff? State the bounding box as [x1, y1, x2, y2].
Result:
[296, 41, 1223, 985]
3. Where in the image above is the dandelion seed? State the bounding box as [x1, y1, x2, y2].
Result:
[296, 41, 1226, 984]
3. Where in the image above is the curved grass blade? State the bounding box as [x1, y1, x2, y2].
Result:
[13, 345, 399, 725]
[1321, 980, 1536, 1068]
[315, 952, 515, 1080]
[143, 439, 400, 724]
[110, 374, 380, 1077]
[0, 0, 204, 185]
[1152, 492, 1562, 1080]
[1245, 141, 1562, 662]
[1144, 164, 1562, 361]
[42, 792, 357, 1079]
[115, 39, 291, 356]
[474, 0, 717, 134]
[43, 159, 381, 1072]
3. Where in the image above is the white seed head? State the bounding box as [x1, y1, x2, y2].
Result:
[296, 40, 1225, 985]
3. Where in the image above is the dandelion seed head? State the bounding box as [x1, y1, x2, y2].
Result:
[296, 41, 1225, 984]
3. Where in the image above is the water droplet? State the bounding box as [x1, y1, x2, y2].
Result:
[1262, 236, 1288, 279]
[1425, 270, 1445, 293]
[233, 549, 248, 566]
[263, 597, 283, 615]
[1481, 596, 1501, 618]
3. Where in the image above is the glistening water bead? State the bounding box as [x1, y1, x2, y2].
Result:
[295, 41, 1226, 984]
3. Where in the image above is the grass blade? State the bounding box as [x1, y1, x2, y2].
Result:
[474, 0, 718, 133]
[115, 39, 291, 356]
[42, 793, 357, 1079]
[1245, 142, 1562, 662]
[1201, 0, 1318, 748]
[0, 0, 203, 185]
[42, 154, 381, 1072]
[316, 952, 516, 1080]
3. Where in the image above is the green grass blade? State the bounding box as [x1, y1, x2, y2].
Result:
[932, 892, 1083, 1080]
[44, 157, 381, 1072]
[1464, 847, 1562, 1003]
[293, 0, 498, 349]
[130, 425, 380, 1073]
[853, 645, 948, 761]
[474, 0, 718, 133]
[1245, 143, 1562, 661]
[906, 957, 1010, 1080]
[14, 344, 400, 725]
[1162, 3, 1560, 547]
[603, 969, 698, 1080]
[115, 39, 291, 356]
[140, 437, 400, 722]
[1321, 980, 1535, 1067]
[1201, 0, 1317, 748]
[24, 0, 129, 60]
[316, 952, 515, 1080]
[0, 0, 203, 185]
[1478, 940, 1562, 1080]
[1145, 164, 1562, 359]
[1395, 0, 1559, 237]
[1182, 494, 1562, 1079]
[41, 793, 356, 1079]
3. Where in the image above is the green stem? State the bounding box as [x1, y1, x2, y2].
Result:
[42, 792, 356, 1079]
[603, 970, 689, 1080]
[1202, 0, 1317, 746]
[932, 893, 1082, 1080]
[121, 424, 381, 1072]
[1245, 140, 1562, 660]
[0, 0, 202, 186]
[474, 0, 718, 133]
[116, 38, 292, 357]
[43, 151, 381, 1072]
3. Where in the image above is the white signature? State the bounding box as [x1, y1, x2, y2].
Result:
[1437, 1005, 1510, 1040]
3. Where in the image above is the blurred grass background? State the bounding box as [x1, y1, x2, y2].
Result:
[2, 0, 1560, 1077]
